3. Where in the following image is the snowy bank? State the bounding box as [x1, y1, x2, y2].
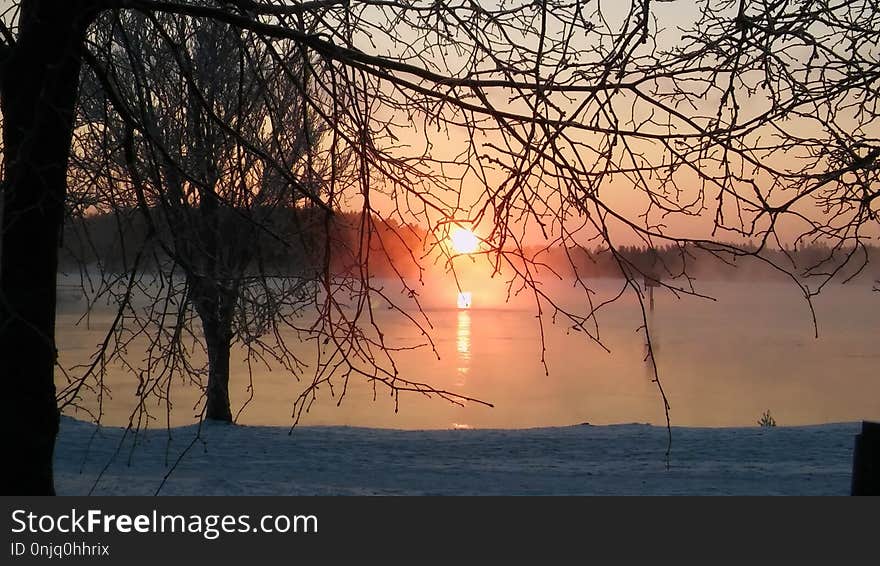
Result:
[54, 416, 858, 495]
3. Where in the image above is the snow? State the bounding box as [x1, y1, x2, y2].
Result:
[54, 416, 858, 495]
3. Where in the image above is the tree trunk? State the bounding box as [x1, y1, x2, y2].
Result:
[204, 313, 233, 422]
[190, 279, 235, 422]
[0, 1, 96, 495]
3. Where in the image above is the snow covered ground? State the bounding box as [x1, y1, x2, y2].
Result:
[54, 416, 859, 495]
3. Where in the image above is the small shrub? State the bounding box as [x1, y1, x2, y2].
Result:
[758, 409, 777, 427]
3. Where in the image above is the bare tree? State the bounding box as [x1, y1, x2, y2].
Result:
[2, 0, 105, 495]
[2, 0, 877, 494]
[67, 9, 336, 423]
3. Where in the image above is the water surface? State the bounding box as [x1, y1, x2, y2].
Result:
[56, 277, 880, 429]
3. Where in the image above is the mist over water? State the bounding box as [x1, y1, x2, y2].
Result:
[56, 276, 880, 430]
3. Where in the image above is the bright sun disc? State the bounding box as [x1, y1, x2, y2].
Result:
[450, 227, 479, 255]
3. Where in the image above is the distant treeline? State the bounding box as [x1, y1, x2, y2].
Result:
[61, 209, 879, 284]
[520, 241, 880, 283]
[60, 207, 428, 279]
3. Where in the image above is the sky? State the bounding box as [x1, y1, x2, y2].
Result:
[2, 1, 877, 250]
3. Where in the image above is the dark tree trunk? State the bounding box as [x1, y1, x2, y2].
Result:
[204, 312, 233, 422]
[190, 278, 235, 422]
[0, 1, 97, 494]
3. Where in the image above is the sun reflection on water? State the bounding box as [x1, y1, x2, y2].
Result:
[456, 310, 471, 385]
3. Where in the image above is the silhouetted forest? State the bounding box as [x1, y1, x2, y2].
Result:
[520, 242, 880, 284]
[60, 209, 880, 285]
[59, 208, 428, 279]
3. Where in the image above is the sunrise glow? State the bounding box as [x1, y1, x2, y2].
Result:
[450, 227, 479, 255]
[457, 291, 472, 309]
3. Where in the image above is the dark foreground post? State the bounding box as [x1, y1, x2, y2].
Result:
[851, 421, 880, 495]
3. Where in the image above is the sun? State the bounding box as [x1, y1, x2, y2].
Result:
[450, 227, 479, 255]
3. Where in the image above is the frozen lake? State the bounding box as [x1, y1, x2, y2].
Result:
[55, 277, 880, 430]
